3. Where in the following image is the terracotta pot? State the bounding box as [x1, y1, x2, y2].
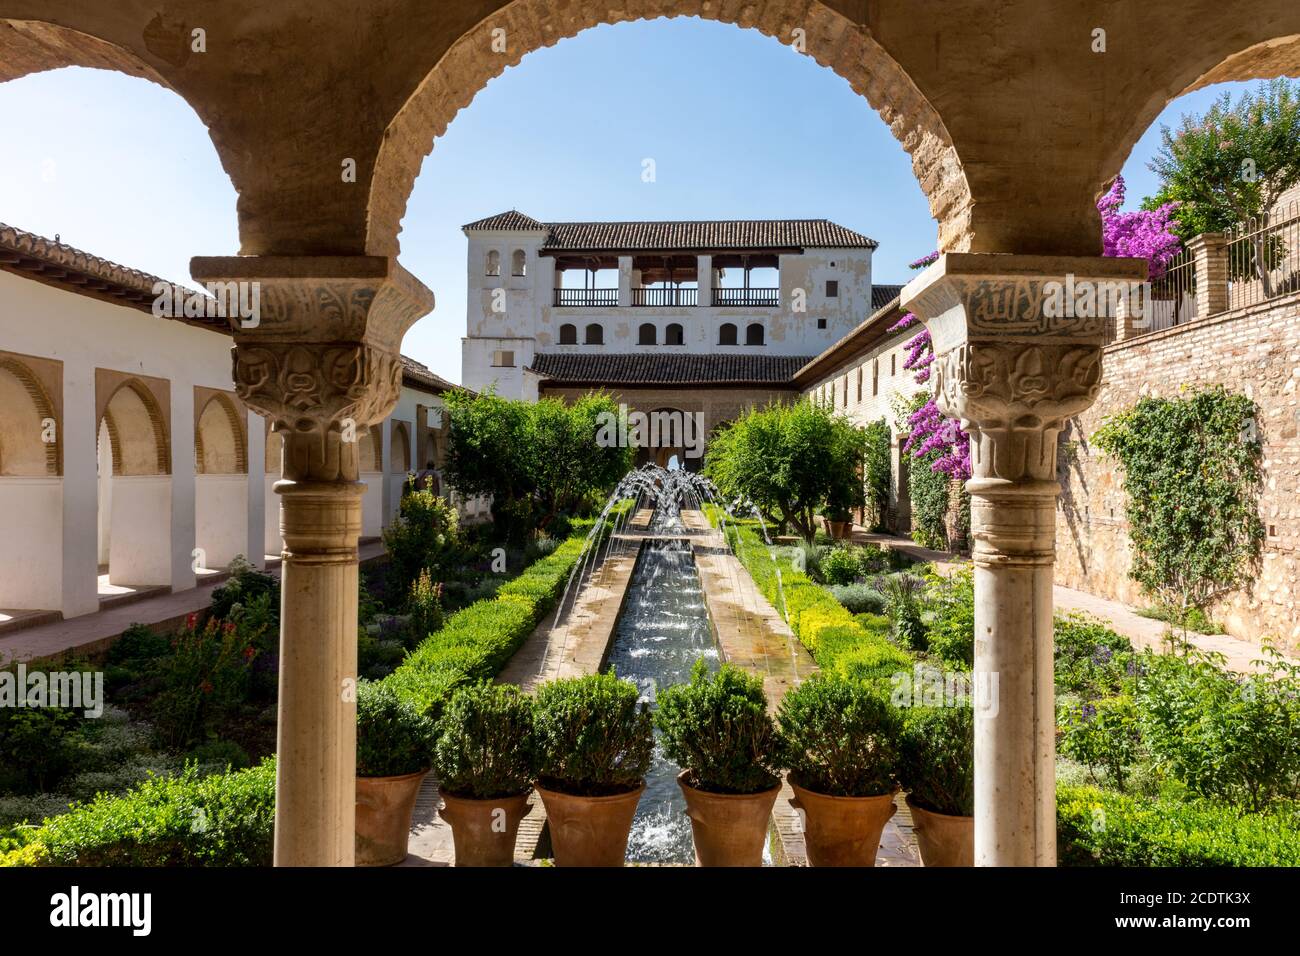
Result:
[677, 771, 780, 867]
[906, 793, 973, 867]
[829, 520, 853, 540]
[438, 789, 532, 867]
[535, 781, 644, 867]
[788, 776, 897, 867]
[355, 769, 428, 867]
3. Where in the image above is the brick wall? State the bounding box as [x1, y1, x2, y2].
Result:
[1056, 292, 1300, 650]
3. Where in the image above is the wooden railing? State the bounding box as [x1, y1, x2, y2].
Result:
[712, 287, 780, 307]
[631, 287, 698, 307]
[553, 288, 619, 307]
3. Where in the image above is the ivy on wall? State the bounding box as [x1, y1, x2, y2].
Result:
[862, 418, 892, 531]
[894, 391, 951, 550]
[1093, 385, 1265, 626]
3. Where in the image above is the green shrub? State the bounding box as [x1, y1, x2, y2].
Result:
[431, 683, 535, 799]
[778, 674, 901, 797]
[655, 661, 780, 795]
[1135, 649, 1300, 810]
[855, 544, 893, 576]
[898, 705, 974, 816]
[533, 672, 653, 797]
[1057, 695, 1143, 791]
[382, 478, 462, 599]
[0, 704, 87, 794]
[208, 556, 279, 625]
[106, 623, 170, 665]
[819, 547, 861, 586]
[405, 569, 445, 647]
[151, 615, 257, 749]
[186, 739, 253, 772]
[872, 572, 928, 651]
[1054, 613, 1136, 698]
[924, 565, 975, 667]
[827, 583, 886, 615]
[356, 680, 436, 778]
[1057, 784, 1300, 866]
[2, 760, 276, 867]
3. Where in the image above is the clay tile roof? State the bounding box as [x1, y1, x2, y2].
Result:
[540, 219, 877, 253]
[0, 221, 221, 326]
[527, 352, 811, 387]
[871, 284, 905, 310]
[462, 210, 548, 232]
[401, 355, 467, 395]
[462, 212, 877, 252]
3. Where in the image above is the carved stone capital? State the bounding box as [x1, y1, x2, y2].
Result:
[902, 253, 1146, 484]
[190, 255, 434, 482]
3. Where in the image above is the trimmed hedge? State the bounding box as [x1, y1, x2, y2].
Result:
[2, 760, 275, 867]
[2, 512, 624, 867]
[380, 516, 621, 720]
[717, 516, 915, 682]
[1057, 784, 1300, 866]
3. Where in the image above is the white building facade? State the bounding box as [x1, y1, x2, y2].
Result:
[0, 223, 466, 626]
[461, 211, 881, 400]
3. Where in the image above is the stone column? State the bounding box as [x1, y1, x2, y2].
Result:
[1186, 232, 1229, 319]
[903, 253, 1146, 867]
[170, 384, 197, 588]
[191, 255, 433, 867]
[697, 255, 711, 307]
[61, 360, 100, 618]
[618, 255, 633, 308]
[246, 409, 266, 569]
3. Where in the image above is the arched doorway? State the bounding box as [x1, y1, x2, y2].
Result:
[97, 376, 170, 587]
[194, 391, 248, 573]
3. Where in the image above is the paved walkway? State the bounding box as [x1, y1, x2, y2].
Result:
[852, 528, 1284, 673]
[0, 541, 387, 664]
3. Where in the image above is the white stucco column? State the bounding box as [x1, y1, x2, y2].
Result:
[170, 383, 197, 590]
[902, 253, 1147, 867]
[379, 416, 395, 525]
[60, 360, 99, 617]
[246, 410, 266, 568]
[697, 255, 712, 306]
[618, 255, 632, 307]
[192, 254, 432, 867]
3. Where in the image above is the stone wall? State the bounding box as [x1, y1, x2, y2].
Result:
[1056, 292, 1300, 651]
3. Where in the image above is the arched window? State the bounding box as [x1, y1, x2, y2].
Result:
[665, 323, 684, 346]
[585, 323, 604, 345]
[485, 249, 500, 276]
[559, 323, 577, 345]
[638, 323, 657, 345]
[745, 322, 765, 346]
[511, 249, 527, 276]
[718, 323, 737, 346]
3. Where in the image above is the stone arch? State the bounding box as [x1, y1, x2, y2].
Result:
[0, 356, 59, 476]
[1099, 32, 1300, 220]
[100, 380, 169, 476]
[367, 2, 970, 257]
[390, 422, 412, 474]
[195, 393, 247, 475]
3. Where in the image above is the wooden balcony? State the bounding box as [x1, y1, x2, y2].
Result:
[712, 287, 780, 307]
[631, 287, 698, 307]
[554, 288, 619, 307]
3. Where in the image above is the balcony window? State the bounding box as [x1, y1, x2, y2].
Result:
[485, 249, 501, 276]
[718, 322, 737, 346]
[585, 323, 604, 345]
[638, 323, 657, 345]
[558, 323, 577, 345]
[745, 322, 765, 346]
[665, 323, 684, 346]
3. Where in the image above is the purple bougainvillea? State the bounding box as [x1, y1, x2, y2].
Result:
[1097, 175, 1182, 279]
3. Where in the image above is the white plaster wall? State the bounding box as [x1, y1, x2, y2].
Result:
[360, 471, 383, 538]
[0, 477, 63, 609]
[195, 474, 249, 569]
[108, 475, 172, 585]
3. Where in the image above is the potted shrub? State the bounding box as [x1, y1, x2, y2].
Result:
[532, 672, 653, 866]
[433, 682, 536, 867]
[898, 705, 974, 866]
[655, 661, 782, 866]
[355, 680, 438, 866]
[778, 673, 903, 866]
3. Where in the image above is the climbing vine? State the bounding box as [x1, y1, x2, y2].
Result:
[1093, 385, 1265, 628]
[894, 391, 952, 550]
[862, 418, 892, 530]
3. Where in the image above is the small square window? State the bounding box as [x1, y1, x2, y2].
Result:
[492, 350, 515, 368]
[826, 280, 839, 298]
[817, 318, 827, 330]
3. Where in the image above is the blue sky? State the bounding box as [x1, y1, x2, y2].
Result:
[0, 17, 1262, 383]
